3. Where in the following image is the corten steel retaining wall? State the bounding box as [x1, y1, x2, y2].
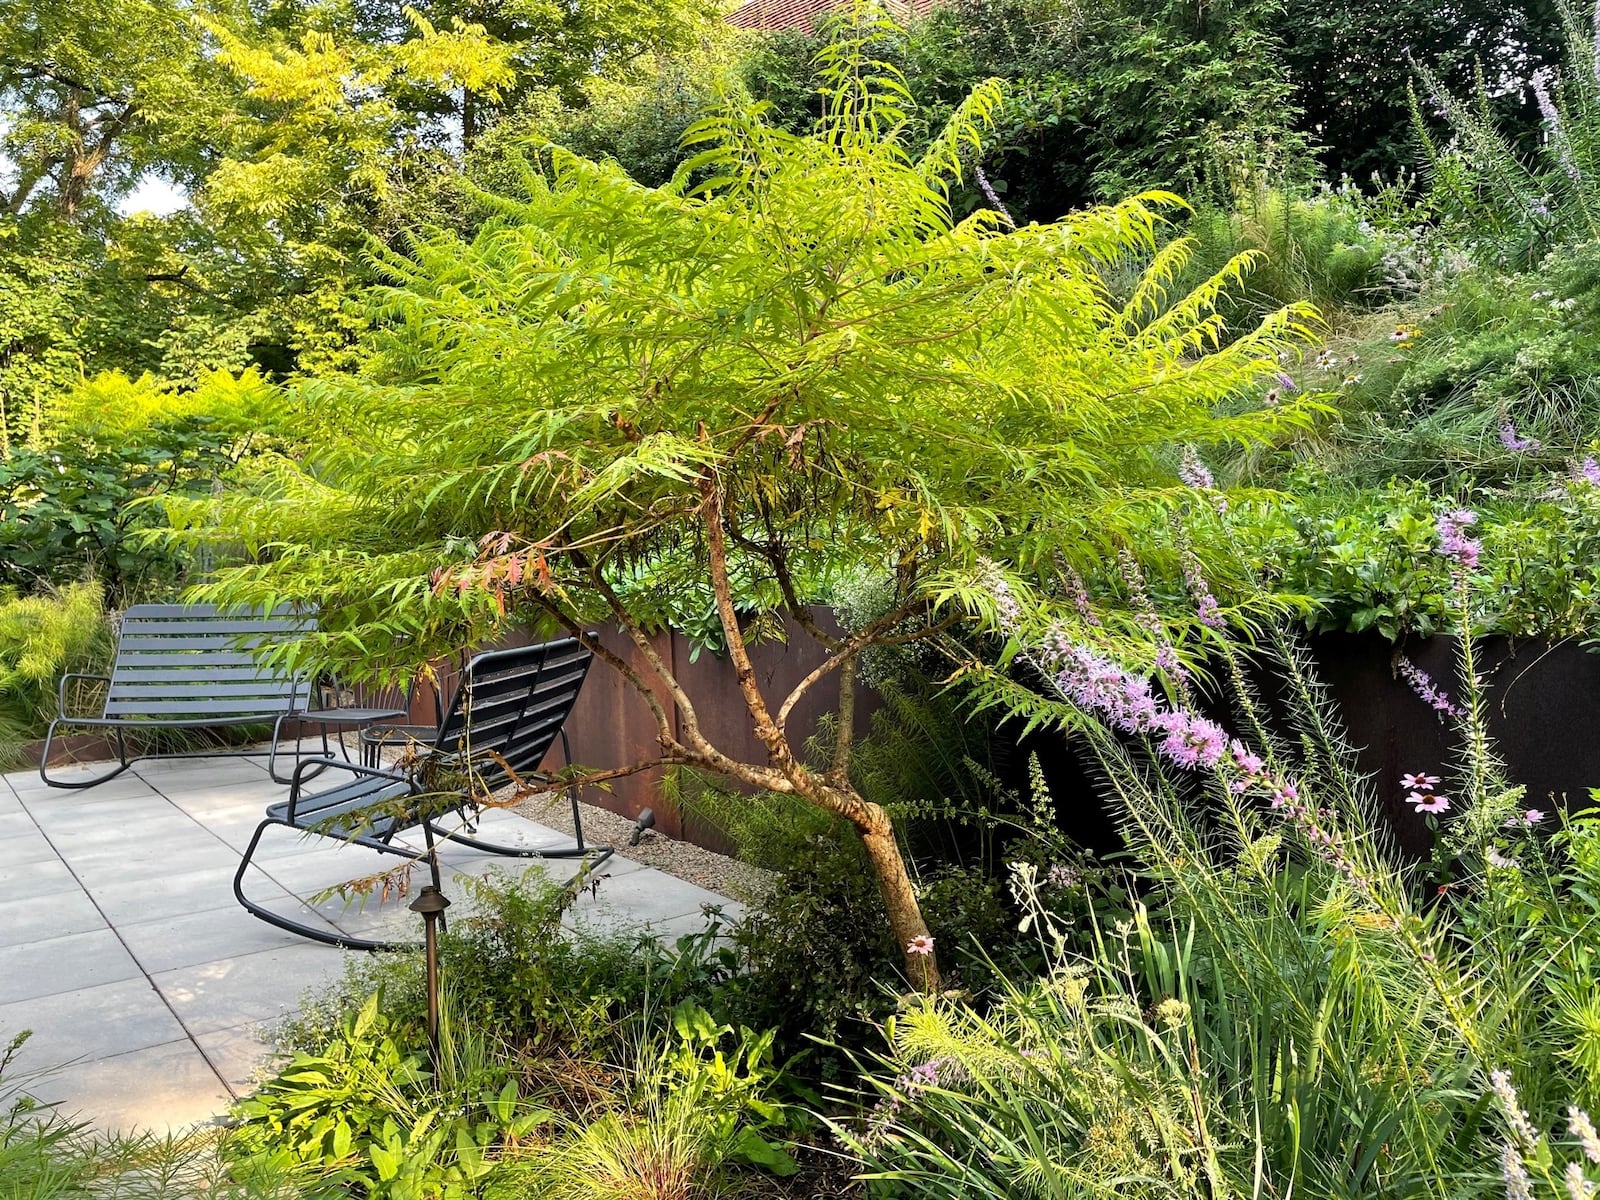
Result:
[399, 609, 862, 850]
[36, 621, 1599, 860]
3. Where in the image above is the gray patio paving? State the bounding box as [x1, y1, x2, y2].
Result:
[0, 753, 741, 1134]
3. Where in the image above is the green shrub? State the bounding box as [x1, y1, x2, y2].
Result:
[721, 833, 901, 1081]
[1216, 479, 1600, 640]
[502, 1003, 795, 1200]
[280, 868, 737, 1062]
[0, 426, 233, 604]
[1181, 181, 1429, 327]
[229, 990, 551, 1200]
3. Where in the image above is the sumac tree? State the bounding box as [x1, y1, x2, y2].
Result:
[177, 3, 1319, 987]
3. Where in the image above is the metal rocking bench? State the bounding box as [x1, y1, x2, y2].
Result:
[39, 604, 401, 788]
[232, 637, 616, 951]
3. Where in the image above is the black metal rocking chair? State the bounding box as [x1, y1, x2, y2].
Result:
[232, 637, 615, 951]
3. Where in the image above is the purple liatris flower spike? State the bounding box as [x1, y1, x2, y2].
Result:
[1503, 1144, 1534, 1200]
[1181, 551, 1227, 630]
[1063, 566, 1101, 627]
[1490, 1069, 1541, 1149]
[1569, 1106, 1600, 1164]
[1533, 68, 1583, 181]
[1592, 0, 1600, 84]
[992, 573, 1023, 632]
[1397, 656, 1466, 720]
[1117, 549, 1167, 638]
[1152, 643, 1188, 681]
[1436, 509, 1482, 571]
[973, 162, 1015, 228]
[1178, 445, 1215, 490]
[982, 568, 1360, 880]
[1500, 422, 1541, 453]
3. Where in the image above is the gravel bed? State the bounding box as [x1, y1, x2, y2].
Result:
[512, 791, 774, 904]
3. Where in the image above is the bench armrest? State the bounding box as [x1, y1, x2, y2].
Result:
[287, 756, 407, 823]
[56, 673, 112, 720]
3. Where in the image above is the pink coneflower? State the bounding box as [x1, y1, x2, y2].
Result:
[1486, 847, 1519, 869]
[1402, 772, 1441, 790]
[907, 935, 934, 956]
[1408, 792, 1452, 815]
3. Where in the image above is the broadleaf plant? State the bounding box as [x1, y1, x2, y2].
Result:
[173, 0, 1322, 988]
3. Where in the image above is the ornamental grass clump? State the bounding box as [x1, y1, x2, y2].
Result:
[847, 513, 1600, 1197]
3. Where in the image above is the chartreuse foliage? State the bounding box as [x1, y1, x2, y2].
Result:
[0, 582, 110, 762]
[173, 1, 1321, 683]
[0, 369, 278, 600]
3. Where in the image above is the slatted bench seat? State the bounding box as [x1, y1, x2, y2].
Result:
[39, 603, 404, 788]
[232, 637, 620, 951]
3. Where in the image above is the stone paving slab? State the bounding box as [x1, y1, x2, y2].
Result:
[0, 750, 737, 1134]
[0, 928, 144, 1006]
[0, 885, 106, 949]
[0, 977, 189, 1074]
[36, 1041, 235, 1135]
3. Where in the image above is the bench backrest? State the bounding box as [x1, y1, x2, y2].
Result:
[106, 604, 316, 720]
[432, 638, 592, 788]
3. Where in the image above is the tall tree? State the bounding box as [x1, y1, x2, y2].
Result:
[0, 0, 221, 219]
[738, 0, 1309, 222]
[176, 5, 1320, 985]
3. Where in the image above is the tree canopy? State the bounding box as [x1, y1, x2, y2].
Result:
[0, 0, 718, 447]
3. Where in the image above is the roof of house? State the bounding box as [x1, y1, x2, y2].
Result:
[727, 0, 933, 32]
